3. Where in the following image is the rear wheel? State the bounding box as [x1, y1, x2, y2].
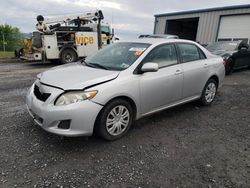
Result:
[200, 79, 218, 106]
[60, 48, 77, 64]
[16, 48, 24, 57]
[95, 99, 133, 141]
[225, 58, 234, 75]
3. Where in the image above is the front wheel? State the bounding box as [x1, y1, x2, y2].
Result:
[95, 99, 133, 141]
[199, 79, 218, 106]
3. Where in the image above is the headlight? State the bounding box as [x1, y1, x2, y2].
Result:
[55, 91, 98, 106]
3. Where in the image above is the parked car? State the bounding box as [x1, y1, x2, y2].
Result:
[138, 34, 179, 39]
[206, 41, 250, 75]
[26, 39, 225, 141]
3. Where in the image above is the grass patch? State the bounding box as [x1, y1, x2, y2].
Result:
[0, 51, 14, 58]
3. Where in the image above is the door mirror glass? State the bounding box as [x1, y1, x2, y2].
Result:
[238, 42, 249, 50]
[141, 62, 159, 73]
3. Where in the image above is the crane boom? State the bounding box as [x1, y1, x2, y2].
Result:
[43, 10, 102, 24]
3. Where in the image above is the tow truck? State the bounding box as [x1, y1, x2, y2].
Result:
[19, 10, 114, 63]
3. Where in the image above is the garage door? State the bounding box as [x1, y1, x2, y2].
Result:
[217, 15, 250, 43]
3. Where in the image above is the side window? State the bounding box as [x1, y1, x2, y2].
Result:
[178, 43, 205, 63]
[143, 44, 178, 68]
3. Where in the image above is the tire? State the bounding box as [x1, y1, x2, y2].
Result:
[60, 48, 77, 64]
[18, 48, 24, 57]
[225, 58, 234, 75]
[199, 79, 218, 106]
[95, 99, 134, 141]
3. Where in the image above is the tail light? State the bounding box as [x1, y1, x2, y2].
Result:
[222, 59, 227, 66]
[222, 57, 228, 67]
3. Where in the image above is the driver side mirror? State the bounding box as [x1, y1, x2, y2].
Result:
[141, 62, 159, 73]
[238, 42, 249, 50]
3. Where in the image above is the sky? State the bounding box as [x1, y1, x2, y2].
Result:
[0, 0, 249, 40]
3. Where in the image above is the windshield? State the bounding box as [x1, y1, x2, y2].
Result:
[101, 26, 110, 33]
[85, 42, 150, 71]
[206, 42, 239, 52]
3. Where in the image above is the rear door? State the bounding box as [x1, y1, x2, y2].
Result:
[177, 43, 209, 99]
[139, 43, 183, 114]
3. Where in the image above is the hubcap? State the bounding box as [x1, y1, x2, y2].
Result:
[205, 82, 216, 103]
[64, 53, 73, 62]
[106, 105, 130, 136]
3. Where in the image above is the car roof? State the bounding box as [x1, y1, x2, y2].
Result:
[153, 34, 178, 38]
[117, 38, 215, 59]
[120, 38, 197, 45]
[138, 34, 178, 38]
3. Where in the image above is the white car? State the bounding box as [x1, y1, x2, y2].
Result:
[26, 39, 225, 140]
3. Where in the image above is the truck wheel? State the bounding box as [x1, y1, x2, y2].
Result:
[18, 48, 24, 57]
[60, 48, 77, 64]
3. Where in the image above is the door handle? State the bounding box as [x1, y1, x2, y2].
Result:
[175, 69, 182, 75]
[204, 63, 209, 68]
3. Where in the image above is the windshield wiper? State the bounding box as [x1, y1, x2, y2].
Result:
[81, 59, 109, 70]
[88, 63, 109, 70]
[81, 59, 91, 66]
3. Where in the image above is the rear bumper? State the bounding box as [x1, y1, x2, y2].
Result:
[26, 83, 103, 137]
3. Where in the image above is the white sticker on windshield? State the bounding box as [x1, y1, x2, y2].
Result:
[121, 63, 129, 68]
[129, 47, 146, 52]
[229, 43, 237, 46]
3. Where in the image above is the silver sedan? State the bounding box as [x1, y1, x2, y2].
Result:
[26, 39, 225, 140]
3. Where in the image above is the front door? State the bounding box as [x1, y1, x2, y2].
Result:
[139, 43, 183, 115]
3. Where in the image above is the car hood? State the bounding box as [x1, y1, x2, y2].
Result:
[210, 50, 234, 56]
[39, 63, 120, 90]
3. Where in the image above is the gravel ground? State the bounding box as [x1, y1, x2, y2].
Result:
[0, 58, 249, 188]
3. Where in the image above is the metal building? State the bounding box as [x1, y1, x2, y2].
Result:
[154, 4, 250, 45]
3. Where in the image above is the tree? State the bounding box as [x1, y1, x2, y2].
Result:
[0, 24, 22, 51]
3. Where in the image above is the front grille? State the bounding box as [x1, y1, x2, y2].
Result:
[34, 85, 51, 102]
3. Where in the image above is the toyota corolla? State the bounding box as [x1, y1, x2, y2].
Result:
[26, 39, 225, 140]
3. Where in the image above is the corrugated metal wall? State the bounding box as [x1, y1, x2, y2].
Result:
[154, 8, 250, 44]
